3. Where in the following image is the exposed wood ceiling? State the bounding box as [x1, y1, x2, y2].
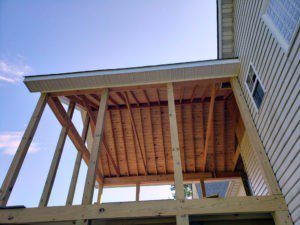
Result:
[49, 77, 243, 181]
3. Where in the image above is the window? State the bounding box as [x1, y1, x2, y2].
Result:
[262, 0, 300, 52]
[245, 64, 265, 110]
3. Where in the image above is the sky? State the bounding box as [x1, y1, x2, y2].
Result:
[0, 0, 217, 207]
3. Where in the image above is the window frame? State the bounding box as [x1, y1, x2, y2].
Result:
[245, 63, 266, 112]
[261, 0, 300, 54]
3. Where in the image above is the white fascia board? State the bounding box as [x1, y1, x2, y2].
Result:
[24, 58, 239, 93]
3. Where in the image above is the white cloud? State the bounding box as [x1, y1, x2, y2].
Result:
[0, 59, 32, 83]
[0, 131, 40, 155]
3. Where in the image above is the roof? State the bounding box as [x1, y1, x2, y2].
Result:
[24, 58, 239, 93]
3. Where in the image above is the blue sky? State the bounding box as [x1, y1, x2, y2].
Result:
[0, 0, 217, 207]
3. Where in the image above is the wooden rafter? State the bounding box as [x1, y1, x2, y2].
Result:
[124, 91, 147, 175]
[179, 87, 185, 104]
[102, 135, 121, 176]
[158, 105, 167, 174]
[109, 96, 119, 107]
[129, 90, 140, 106]
[118, 110, 130, 175]
[147, 107, 158, 174]
[85, 94, 99, 107]
[178, 106, 187, 173]
[107, 111, 120, 176]
[138, 108, 148, 172]
[190, 85, 199, 103]
[201, 84, 216, 171]
[47, 97, 104, 185]
[143, 90, 150, 106]
[189, 104, 196, 173]
[83, 95, 120, 177]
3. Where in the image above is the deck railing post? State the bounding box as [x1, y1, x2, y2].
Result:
[0, 93, 47, 206]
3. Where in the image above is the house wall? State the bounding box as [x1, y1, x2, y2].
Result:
[233, 0, 299, 223]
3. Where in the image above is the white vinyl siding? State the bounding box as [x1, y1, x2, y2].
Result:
[233, 0, 300, 223]
[262, 0, 300, 52]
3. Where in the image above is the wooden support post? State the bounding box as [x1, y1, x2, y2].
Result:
[39, 102, 76, 207]
[272, 211, 293, 225]
[230, 78, 281, 195]
[66, 115, 90, 206]
[201, 84, 216, 171]
[47, 97, 103, 184]
[82, 89, 108, 205]
[200, 180, 206, 198]
[167, 83, 185, 201]
[97, 183, 103, 204]
[136, 183, 140, 201]
[0, 94, 47, 206]
[176, 215, 189, 225]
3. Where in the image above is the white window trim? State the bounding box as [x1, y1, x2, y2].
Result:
[245, 63, 266, 113]
[261, 0, 300, 54]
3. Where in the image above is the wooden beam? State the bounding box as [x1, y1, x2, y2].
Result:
[148, 107, 158, 174]
[82, 88, 108, 205]
[66, 115, 90, 206]
[167, 83, 185, 200]
[108, 111, 120, 176]
[102, 135, 121, 176]
[230, 78, 281, 195]
[83, 95, 120, 177]
[39, 102, 76, 207]
[0, 94, 47, 206]
[158, 105, 167, 174]
[136, 183, 140, 201]
[124, 91, 147, 175]
[129, 90, 140, 106]
[0, 196, 288, 224]
[118, 110, 130, 175]
[190, 85, 199, 103]
[201, 84, 216, 171]
[102, 172, 240, 187]
[47, 97, 104, 184]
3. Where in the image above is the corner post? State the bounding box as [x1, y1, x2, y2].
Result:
[0, 93, 47, 206]
[82, 89, 108, 205]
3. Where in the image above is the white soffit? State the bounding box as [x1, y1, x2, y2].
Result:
[24, 58, 240, 93]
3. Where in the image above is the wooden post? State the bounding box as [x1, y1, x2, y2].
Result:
[201, 84, 216, 171]
[0, 94, 47, 206]
[66, 115, 90, 206]
[167, 83, 185, 200]
[97, 183, 103, 204]
[82, 89, 108, 205]
[167, 83, 189, 225]
[200, 180, 206, 198]
[272, 211, 293, 225]
[230, 78, 281, 195]
[136, 183, 140, 201]
[176, 214, 189, 225]
[39, 102, 76, 207]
